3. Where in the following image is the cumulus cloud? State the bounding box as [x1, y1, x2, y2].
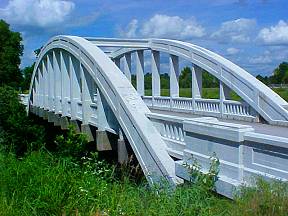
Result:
[211, 18, 256, 43]
[119, 19, 138, 38]
[257, 20, 288, 45]
[0, 0, 75, 28]
[226, 47, 240, 55]
[120, 14, 205, 39]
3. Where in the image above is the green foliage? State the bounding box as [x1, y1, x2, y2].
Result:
[256, 62, 288, 85]
[231, 178, 288, 216]
[55, 126, 115, 180]
[55, 125, 89, 160]
[0, 20, 23, 88]
[179, 67, 192, 88]
[0, 150, 230, 216]
[21, 63, 35, 91]
[202, 70, 219, 88]
[0, 86, 45, 155]
[183, 153, 220, 191]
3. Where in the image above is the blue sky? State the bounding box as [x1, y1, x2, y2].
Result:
[0, 0, 288, 76]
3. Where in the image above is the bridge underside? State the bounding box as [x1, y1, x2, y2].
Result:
[27, 36, 288, 199]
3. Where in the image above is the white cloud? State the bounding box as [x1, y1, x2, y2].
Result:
[249, 55, 272, 64]
[120, 14, 205, 39]
[226, 47, 240, 55]
[0, 0, 75, 28]
[257, 20, 288, 45]
[119, 19, 138, 38]
[211, 18, 256, 43]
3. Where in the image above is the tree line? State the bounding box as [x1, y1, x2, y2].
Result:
[256, 62, 288, 85]
[131, 67, 219, 90]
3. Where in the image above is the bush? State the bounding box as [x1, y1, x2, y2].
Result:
[0, 86, 44, 155]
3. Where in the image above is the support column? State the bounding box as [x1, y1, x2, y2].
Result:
[38, 68, 44, 108]
[60, 51, 70, 116]
[123, 53, 131, 81]
[136, 50, 144, 96]
[219, 81, 226, 117]
[53, 51, 61, 114]
[47, 54, 54, 110]
[114, 57, 120, 68]
[80, 64, 94, 142]
[169, 54, 179, 97]
[69, 56, 81, 119]
[151, 50, 160, 97]
[192, 64, 202, 99]
[43, 60, 49, 109]
[34, 74, 39, 107]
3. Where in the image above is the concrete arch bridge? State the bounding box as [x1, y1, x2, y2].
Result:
[27, 36, 288, 198]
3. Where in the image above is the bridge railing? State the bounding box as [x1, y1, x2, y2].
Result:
[147, 112, 288, 198]
[143, 96, 257, 121]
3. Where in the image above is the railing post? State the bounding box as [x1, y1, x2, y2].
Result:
[219, 81, 225, 117]
[169, 54, 179, 98]
[220, 81, 231, 117]
[136, 50, 144, 96]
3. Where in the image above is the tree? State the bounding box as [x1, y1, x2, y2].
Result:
[271, 62, 288, 84]
[21, 63, 35, 91]
[0, 86, 44, 155]
[0, 19, 23, 88]
[179, 67, 191, 88]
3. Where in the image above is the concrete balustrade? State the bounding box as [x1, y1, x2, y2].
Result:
[142, 96, 257, 121]
[147, 113, 288, 198]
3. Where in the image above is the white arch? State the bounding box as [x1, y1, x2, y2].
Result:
[28, 35, 180, 185]
[88, 38, 288, 126]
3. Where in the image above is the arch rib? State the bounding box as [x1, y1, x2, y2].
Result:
[28, 36, 180, 185]
[90, 38, 288, 125]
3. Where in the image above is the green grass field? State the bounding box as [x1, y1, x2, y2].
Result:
[144, 88, 288, 102]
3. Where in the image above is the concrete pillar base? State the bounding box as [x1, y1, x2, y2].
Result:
[117, 138, 128, 164]
[81, 124, 95, 142]
[53, 114, 61, 126]
[60, 116, 70, 130]
[43, 110, 48, 120]
[38, 108, 44, 117]
[70, 119, 81, 133]
[48, 111, 54, 123]
[96, 130, 113, 151]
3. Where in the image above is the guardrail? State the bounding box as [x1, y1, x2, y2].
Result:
[143, 96, 257, 121]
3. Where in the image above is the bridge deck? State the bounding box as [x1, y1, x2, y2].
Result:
[150, 109, 288, 138]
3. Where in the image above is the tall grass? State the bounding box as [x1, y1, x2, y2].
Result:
[0, 150, 232, 216]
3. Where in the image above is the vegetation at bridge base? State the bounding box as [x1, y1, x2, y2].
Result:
[0, 86, 45, 156]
